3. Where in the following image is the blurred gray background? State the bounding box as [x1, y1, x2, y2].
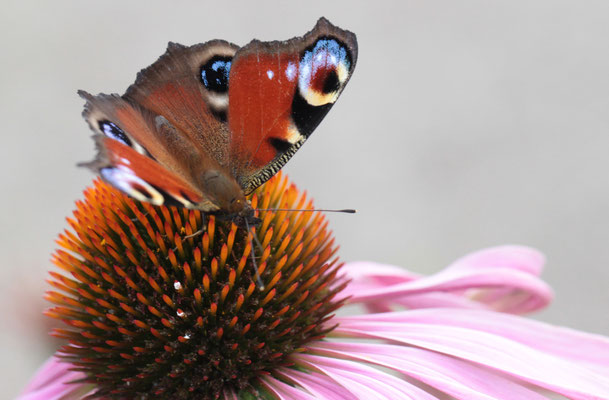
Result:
[1, 0, 608, 397]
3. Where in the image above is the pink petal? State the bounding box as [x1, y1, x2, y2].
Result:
[371, 292, 488, 311]
[446, 246, 547, 311]
[309, 341, 547, 400]
[276, 368, 357, 400]
[17, 357, 91, 400]
[260, 376, 317, 399]
[296, 354, 439, 399]
[445, 245, 545, 276]
[340, 261, 420, 284]
[337, 262, 487, 311]
[349, 266, 551, 313]
[17, 383, 93, 400]
[223, 388, 239, 400]
[333, 312, 609, 399]
[20, 356, 70, 394]
[342, 246, 552, 314]
[337, 308, 609, 369]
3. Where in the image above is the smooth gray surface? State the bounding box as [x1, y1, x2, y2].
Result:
[1, 0, 608, 397]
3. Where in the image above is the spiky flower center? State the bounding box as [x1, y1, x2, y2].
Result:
[47, 173, 346, 399]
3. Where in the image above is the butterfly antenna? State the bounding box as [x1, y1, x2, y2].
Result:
[255, 208, 356, 213]
[244, 219, 265, 290]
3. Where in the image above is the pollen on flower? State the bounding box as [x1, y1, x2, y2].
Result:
[45, 172, 347, 399]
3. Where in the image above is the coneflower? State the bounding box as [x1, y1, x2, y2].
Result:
[42, 172, 346, 399]
[20, 174, 609, 399]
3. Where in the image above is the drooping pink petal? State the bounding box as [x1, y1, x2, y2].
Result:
[309, 341, 548, 400]
[375, 291, 489, 310]
[21, 356, 71, 395]
[276, 368, 358, 400]
[223, 387, 239, 400]
[445, 245, 547, 312]
[260, 375, 317, 399]
[446, 245, 546, 275]
[339, 261, 420, 287]
[337, 262, 490, 310]
[333, 311, 609, 400]
[17, 357, 92, 400]
[336, 308, 609, 370]
[342, 246, 552, 314]
[296, 354, 439, 399]
[349, 264, 551, 313]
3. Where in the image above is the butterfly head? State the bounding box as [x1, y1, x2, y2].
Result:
[199, 168, 253, 216]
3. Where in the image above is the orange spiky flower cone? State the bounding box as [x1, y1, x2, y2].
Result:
[45, 172, 348, 399]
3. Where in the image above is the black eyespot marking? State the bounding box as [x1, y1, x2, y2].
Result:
[291, 90, 333, 138]
[98, 120, 131, 147]
[322, 69, 340, 94]
[200, 56, 232, 93]
[297, 37, 353, 105]
[268, 137, 293, 153]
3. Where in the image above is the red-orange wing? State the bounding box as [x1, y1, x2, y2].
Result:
[227, 18, 358, 193]
[91, 137, 215, 210]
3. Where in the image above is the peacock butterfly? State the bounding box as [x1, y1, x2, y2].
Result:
[79, 18, 357, 226]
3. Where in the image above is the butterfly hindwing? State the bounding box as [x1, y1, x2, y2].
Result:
[93, 136, 213, 210]
[79, 92, 219, 211]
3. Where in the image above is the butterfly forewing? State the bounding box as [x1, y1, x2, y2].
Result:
[124, 40, 239, 167]
[227, 17, 358, 193]
[88, 136, 217, 210]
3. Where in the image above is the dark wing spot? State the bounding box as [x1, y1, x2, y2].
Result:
[322, 69, 340, 94]
[268, 137, 293, 153]
[200, 56, 232, 93]
[98, 120, 132, 147]
[291, 91, 333, 138]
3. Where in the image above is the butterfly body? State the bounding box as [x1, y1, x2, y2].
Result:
[80, 18, 357, 225]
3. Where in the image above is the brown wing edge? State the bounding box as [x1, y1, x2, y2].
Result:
[124, 39, 239, 101]
[231, 17, 358, 72]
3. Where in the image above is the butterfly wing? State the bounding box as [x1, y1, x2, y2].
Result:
[79, 91, 220, 211]
[227, 17, 358, 193]
[80, 18, 356, 211]
[121, 18, 356, 194]
[123, 40, 239, 167]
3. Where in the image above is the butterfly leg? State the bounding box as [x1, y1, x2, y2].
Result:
[244, 219, 265, 290]
[181, 212, 207, 240]
[183, 229, 204, 240]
